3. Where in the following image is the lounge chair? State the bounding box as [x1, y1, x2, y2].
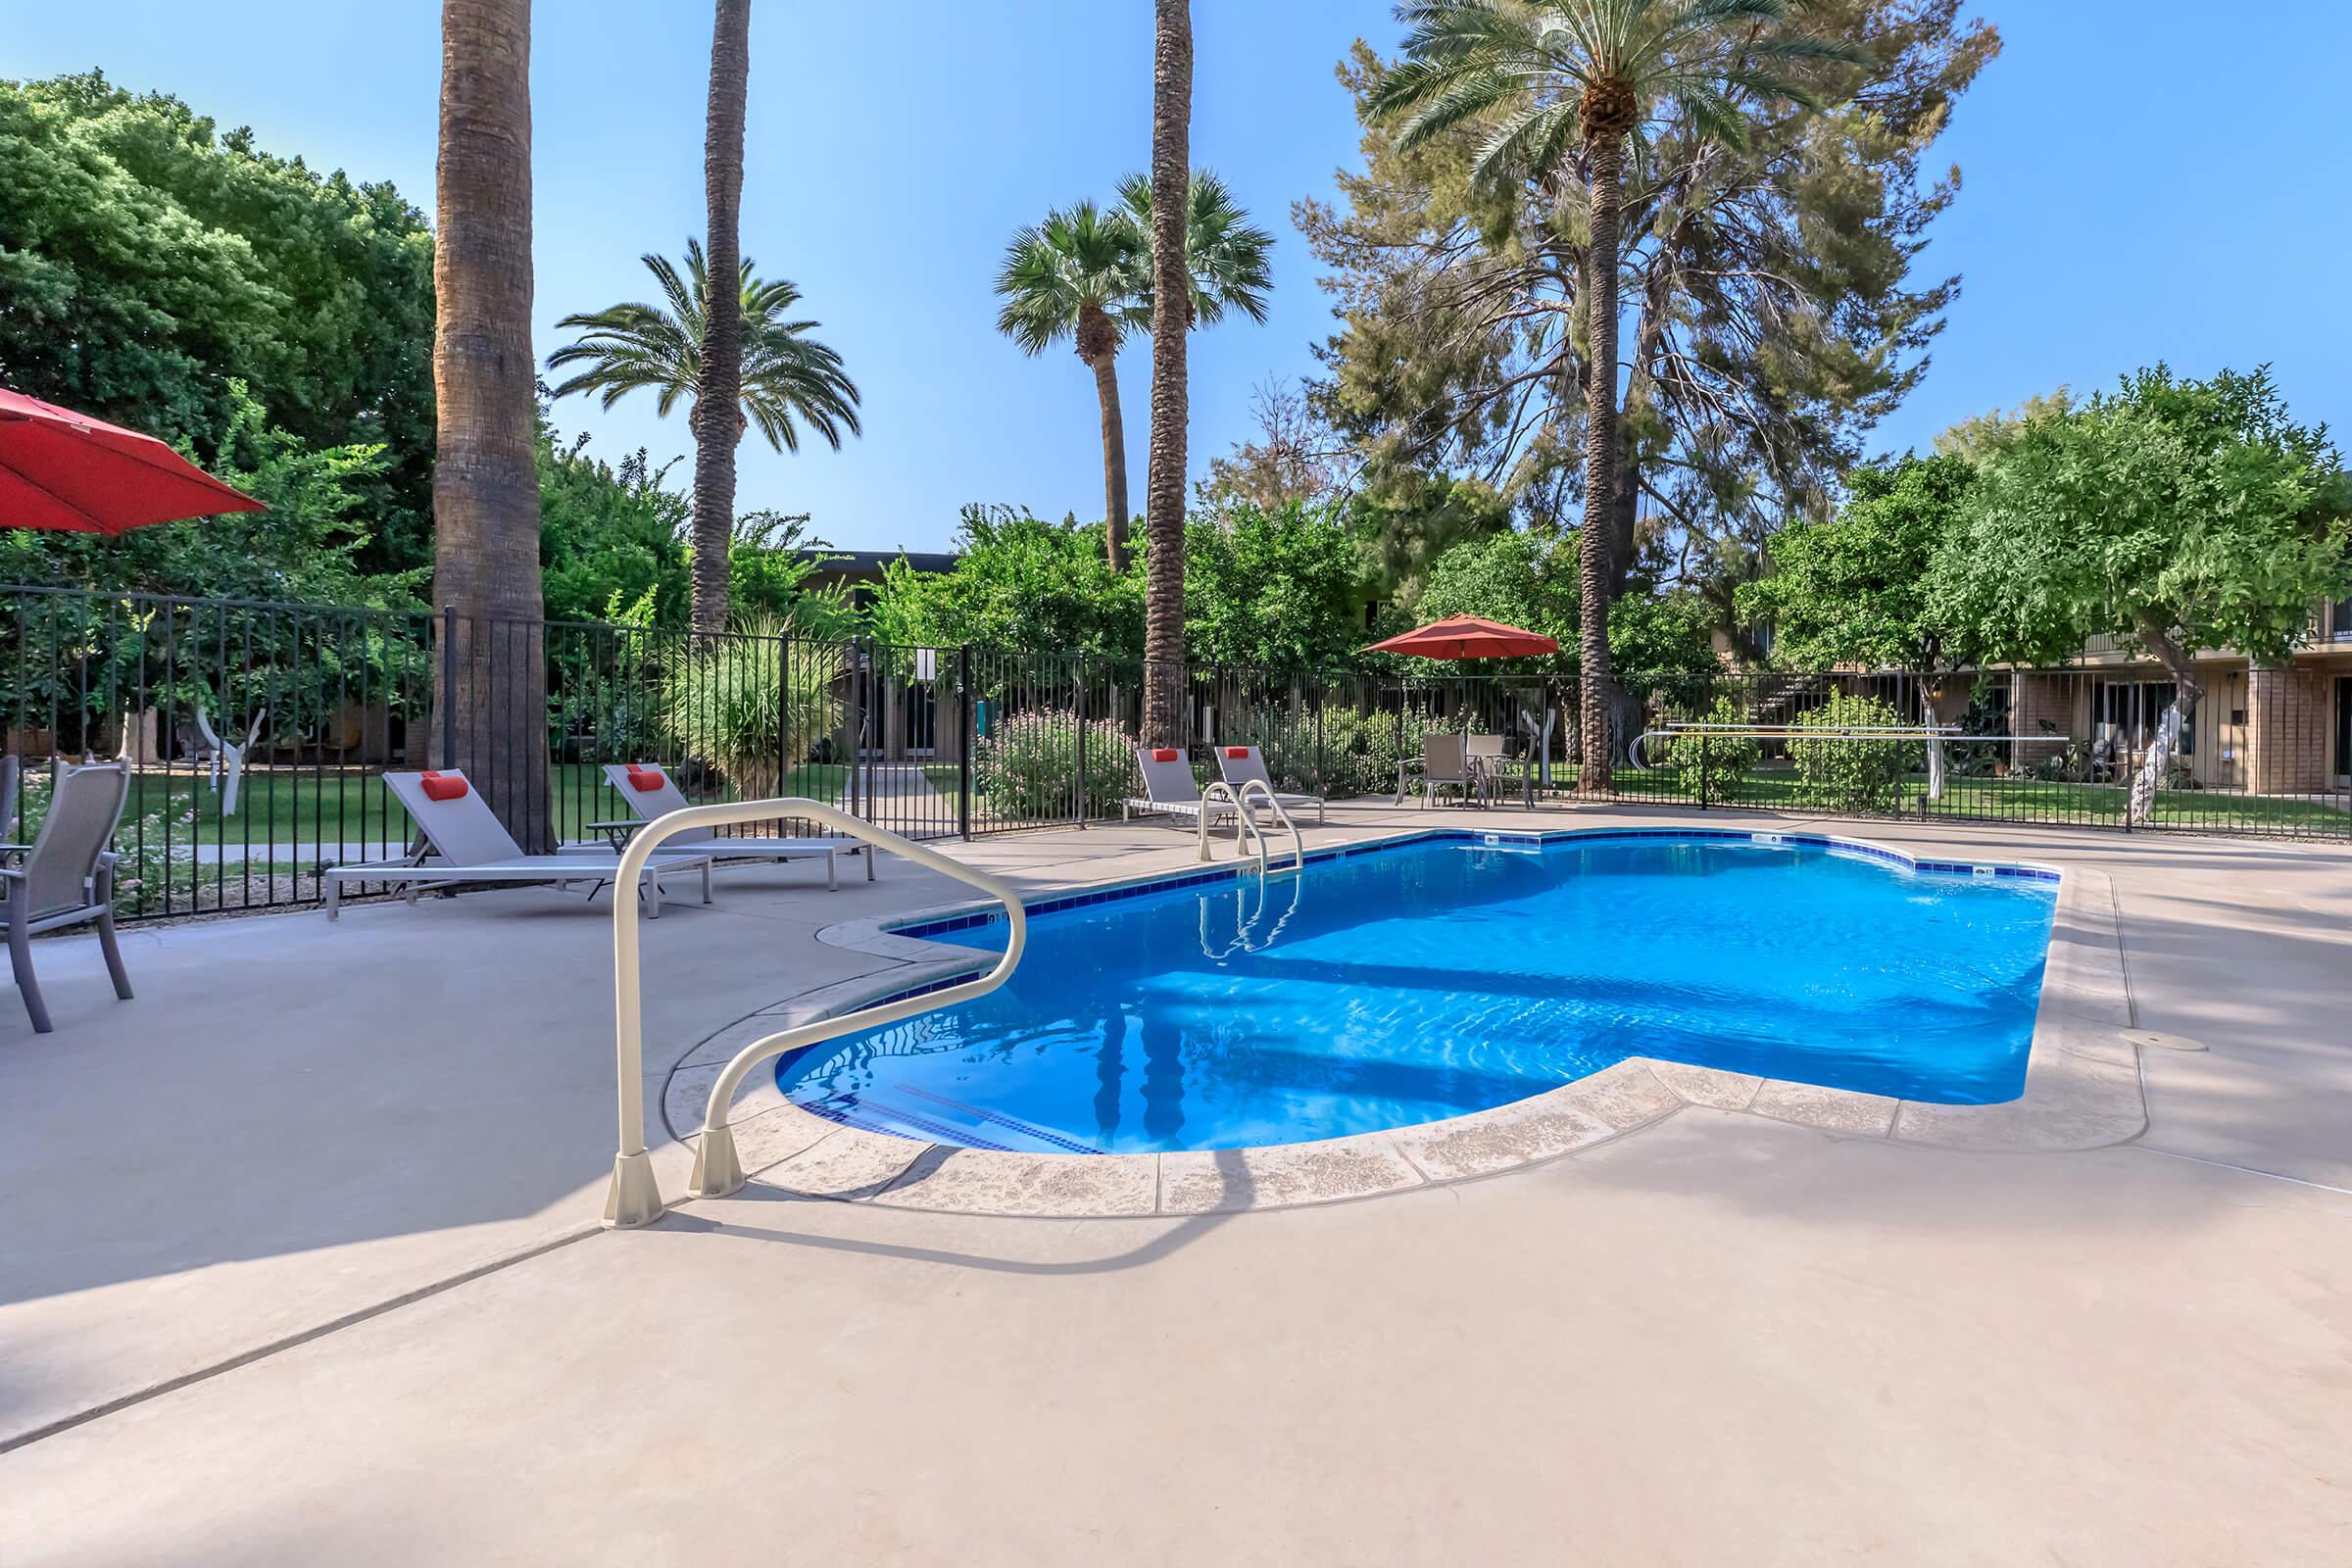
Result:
[1122, 746, 1243, 830]
[1211, 745, 1325, 823]
[583, 762, 865, 887]
[2, 759, 135, 1033]
[323, 769, 711, 920]
[1396, 731, 1492, 808]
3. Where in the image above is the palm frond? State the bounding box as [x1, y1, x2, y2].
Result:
[545, 241, 859, 454]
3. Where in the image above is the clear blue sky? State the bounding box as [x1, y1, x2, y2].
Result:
[11, 2, 2349, 551]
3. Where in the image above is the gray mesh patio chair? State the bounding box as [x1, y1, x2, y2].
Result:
[1211, 745, 1326, 823]
[580, 762, 864, 887]
[1466, 732, 1510, 804]
[1398, 731, 1490, 808]
[1123, 746, 1242, 830]
[3, 759, 134, 1033]
[0, 753, 20, 853]
[323, 769, 712, 919]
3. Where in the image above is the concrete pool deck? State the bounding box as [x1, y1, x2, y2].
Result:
[2, 799, 2348, 1562]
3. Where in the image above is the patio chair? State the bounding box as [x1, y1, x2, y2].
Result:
[1123, 746, 1243, 831]
[322, 769, 712, 920]
[3, 759, 135, 1033]
[584, 762, 865, 888]
[1396, 731, 1492, 808]
[1211, 745, 1326, 823]
[1465, 731, 1519, 806]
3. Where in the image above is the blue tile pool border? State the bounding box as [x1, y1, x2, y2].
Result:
[886, 825, 2060, 948]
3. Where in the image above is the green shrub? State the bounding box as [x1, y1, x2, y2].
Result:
[1788, 691, 1916, 811]
[974, 710, 1135, 821]
[1313, 705, 1428, 800]
[1221, 707, 1324, 794]
[1664, 694, 1760, 782]
[657, 618, 841, 797]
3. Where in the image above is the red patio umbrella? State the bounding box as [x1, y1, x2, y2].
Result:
[0, 388, 263, 534]
[1366, 614, 1563, 805]
[1363, 613, 1559, 660]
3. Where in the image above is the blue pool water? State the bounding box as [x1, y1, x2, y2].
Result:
[776, 833, 2058, 1153]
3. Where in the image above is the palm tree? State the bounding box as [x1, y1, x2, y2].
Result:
[1370, 0, 1857, 793]
[994, 172, 1271, 572]
[1115, 170, 1274, 333]
[1143, 0, 1195, 750]
[995, 201, 1151, 570]
[433, 0, 552, 848]
[693, 0, 753, 635]
[548, 245, 861, 450]
[547, 242, 862, 621]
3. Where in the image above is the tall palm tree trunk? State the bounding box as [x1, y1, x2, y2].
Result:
[1576, 131, 1625, 795]
[1141, 0, 1194, 748]
[691, 0, 752, 636]
[433, 0, 551, 850]
[1091, 350, 1131, 571]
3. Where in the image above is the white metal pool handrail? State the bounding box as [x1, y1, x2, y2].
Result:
[1195, 779, 1262, 863]
[1234, 779, 1304, 875]
[603, 797, 1026, 1228]
[1627, 723, 2070, 771]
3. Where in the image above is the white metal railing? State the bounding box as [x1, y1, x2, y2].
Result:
[1628, 722, 2093, 804]
[602, 797, 1026, 1229]
[1630, 723, 2084, 766]
[1191, 778, 1303, 873]
[1236, 779, 1304, 874]
[1194, 779, 1253, 863]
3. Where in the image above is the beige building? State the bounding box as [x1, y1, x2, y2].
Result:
[1951, 599, 2352, 793]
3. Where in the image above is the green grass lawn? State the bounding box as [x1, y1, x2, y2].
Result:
[1566, 764, 2351, 833]
[113, 755, 2348, 849]
[123, 760, 856, 846]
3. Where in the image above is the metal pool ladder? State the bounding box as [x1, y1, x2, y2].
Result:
[1196, 778, 1303, 875]
[601, 797, 1027, 1229]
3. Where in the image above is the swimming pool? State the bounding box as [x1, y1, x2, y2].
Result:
[777, 831, 2059, 1154]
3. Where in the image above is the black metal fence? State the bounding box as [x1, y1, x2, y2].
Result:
[1598, 666, 2351, 838]
[2, 585, 2344, 922]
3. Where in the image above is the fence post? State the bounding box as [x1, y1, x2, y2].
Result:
[1316, 696, 1326, 796]
[1074, 656, 1090, 830]
[850, 636, 867, 823]
[957, 645, 973, 840]
[439, 603, 457, 769]
[1697, 725, 1711, 809]
[775, 633, 791, 823]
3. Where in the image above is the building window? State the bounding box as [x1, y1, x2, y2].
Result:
[2096, 679, 2193, 757]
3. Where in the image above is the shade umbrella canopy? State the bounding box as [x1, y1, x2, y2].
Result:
[1364, 614, 1559, 660]
[0, 388, 264, 534]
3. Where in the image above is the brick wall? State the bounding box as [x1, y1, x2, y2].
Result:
[2011, 672, 2077, 765]
[2244, 663, 2330, 794]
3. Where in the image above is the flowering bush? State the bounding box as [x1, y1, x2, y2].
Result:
[974, 710, 1135, 821]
